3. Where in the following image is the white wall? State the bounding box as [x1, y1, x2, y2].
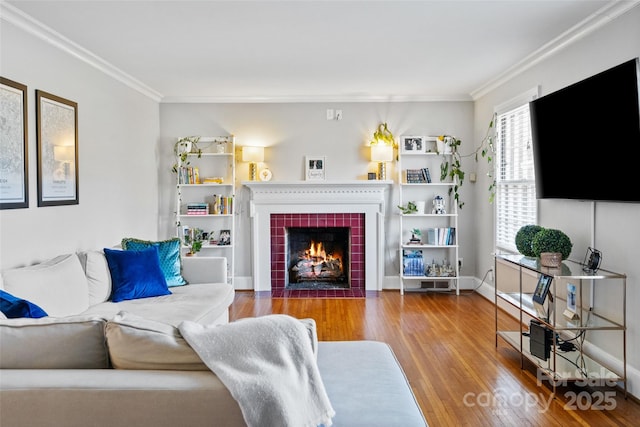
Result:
[159, 102, 474, 285]
[473, 7, 640, 397]
[0, 21, 160, 269]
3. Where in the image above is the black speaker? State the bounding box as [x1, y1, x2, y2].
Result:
[529, 321, 552, 361]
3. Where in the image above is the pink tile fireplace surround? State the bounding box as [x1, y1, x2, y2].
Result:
[244, 181, 391, 297]
[270, 213, 365, 297]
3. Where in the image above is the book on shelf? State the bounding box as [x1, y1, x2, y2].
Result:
[405, 168, 432, 183]
[178, 166, 201, 184]
[422, 168, 432, 183]
[426, 227, 456, 245]
[403, 249, 424, 276]
[186, 203, 209, 215]
[211, 195, 233, 215]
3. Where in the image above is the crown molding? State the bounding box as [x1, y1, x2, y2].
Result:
[470, 1, 640, 100]
[1, 2, 163, 102]
[160, 93, 473, 104]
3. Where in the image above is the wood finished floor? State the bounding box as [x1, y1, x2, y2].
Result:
[229, 290, 640, 427]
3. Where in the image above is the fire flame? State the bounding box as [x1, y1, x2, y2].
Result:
[305, 240, 342, 266]
[308, 241, 326, 259]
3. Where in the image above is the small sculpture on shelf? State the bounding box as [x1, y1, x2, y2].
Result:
[426, 258, 456, 277]
[408, 228, 422, 245]
[432, 195, 446, 214]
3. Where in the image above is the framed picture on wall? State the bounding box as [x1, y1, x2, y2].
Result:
[0, 77, 29, 209]
[305, 156, 326, 181]
[400, 136, 426, 154]
[36, 90, 79, 207]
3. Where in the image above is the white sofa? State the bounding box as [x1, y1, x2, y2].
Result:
[0, 250, 234, 326]
[0, 250, 427, 426]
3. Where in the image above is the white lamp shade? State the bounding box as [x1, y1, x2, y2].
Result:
[242, 146, 264, 163]
[54, 145, 74, 162]
[370, 144, 393, 162]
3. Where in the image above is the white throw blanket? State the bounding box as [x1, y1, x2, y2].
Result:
[179, 315, 335, 427]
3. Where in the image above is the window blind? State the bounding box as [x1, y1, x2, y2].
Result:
[495, 103, 537, 253]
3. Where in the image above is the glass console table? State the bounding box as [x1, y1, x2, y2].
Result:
[494, 253, 626, 397]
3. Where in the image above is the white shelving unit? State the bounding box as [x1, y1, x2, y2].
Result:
[175, 136, 235, 285]
[495, 254, 627, 397]
[398, 136, 459, 295]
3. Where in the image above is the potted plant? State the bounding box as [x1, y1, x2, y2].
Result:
[184, 236, 203, 256]
[515, 224, 545, 257]
[438, 113, 497, 209]
[183, 227, 204, 256]
[531, 228, 573, 267]
[171, 136, 202, 174]
[398, 201, 418, 214]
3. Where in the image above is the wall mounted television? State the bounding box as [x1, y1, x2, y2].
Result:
[530, 57, 640, 202]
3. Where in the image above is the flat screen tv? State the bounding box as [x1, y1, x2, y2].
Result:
[530, 57, 640, 202]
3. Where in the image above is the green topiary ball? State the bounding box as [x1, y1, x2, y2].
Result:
[531, 228, 573, 260]
[515, 225, 544, 257]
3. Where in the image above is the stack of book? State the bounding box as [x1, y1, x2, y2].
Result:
[405, 168, 431, 183]
[186, 203, 209, 215]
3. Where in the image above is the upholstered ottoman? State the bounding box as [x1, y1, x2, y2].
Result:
[317, 340, 427, 426]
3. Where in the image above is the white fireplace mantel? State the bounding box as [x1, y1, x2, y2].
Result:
[244, 181, 392, 292]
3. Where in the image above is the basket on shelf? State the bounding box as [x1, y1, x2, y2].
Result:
[540, 252, 562, 268]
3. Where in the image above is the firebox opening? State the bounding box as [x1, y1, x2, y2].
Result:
[286, 227, 350, 289]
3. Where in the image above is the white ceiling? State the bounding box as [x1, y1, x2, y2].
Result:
[4, 1, 637, 102]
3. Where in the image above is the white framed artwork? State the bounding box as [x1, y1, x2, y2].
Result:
[305, 156, 326, 181]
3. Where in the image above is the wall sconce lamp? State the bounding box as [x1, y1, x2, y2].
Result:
[370, 144, 393, 180]
[242, 146, 264, 181]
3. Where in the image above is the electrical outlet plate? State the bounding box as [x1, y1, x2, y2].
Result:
[326, 109, 334, 120]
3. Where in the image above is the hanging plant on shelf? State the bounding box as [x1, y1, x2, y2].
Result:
[438, 113, 497, 209]
[171, 136, 202, 173]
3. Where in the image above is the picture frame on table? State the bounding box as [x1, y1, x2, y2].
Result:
[0, 77, 29, 209]
[305, 155, 326, 181]
[36, 90, 78, 207]
[400, 136, 426, 154]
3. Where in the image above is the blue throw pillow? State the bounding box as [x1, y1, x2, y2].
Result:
[103, 247, 172, 303]
[0, 289, 48, 318]
[121, 237, 188, 287]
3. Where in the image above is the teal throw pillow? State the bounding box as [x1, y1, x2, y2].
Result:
[104, 247, 172, 302]
[121, 237, 188, 287]
[0, 289, 48, 318]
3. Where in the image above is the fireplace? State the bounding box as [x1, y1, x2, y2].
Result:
[244, 181, 391, 297]
[270, 213, 365, 296]
[287, 227, 349, 289]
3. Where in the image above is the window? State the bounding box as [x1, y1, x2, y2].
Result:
[494, 88, 538, 253]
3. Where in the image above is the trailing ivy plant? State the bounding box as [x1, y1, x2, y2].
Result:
[171, 136, 202, 173]
[438, 113, 497, 209]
